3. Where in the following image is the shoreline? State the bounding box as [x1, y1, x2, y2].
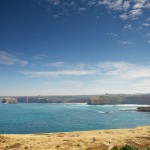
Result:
[0, 126, 150, 150]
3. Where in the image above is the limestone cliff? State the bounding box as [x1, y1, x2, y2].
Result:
[137, 107, 150, 112]
[1, 98, 17, 104]
[87, 95, 150, 105]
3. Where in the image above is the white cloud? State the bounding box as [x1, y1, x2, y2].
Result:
[53, 0, 60, 6]
[132, 0, 150, 10]
[117, 40, 135, 45]
[143, 23, 150, 26]
[21, 61, 150, 80]
[87, 1, 97, 7]
[119, 13, 128, 20]
[61, 80, 84, 88]
[47, 62, 65, 67]
[19, 61, 28, 66]
[99, 0, 149, 20]
[144, 1, 150, 8]
[98, 0, 110, 6]
[106, 32, 118, 37]
[0, 51, 28, 66]
[123, 1, 130, 10]
[99, 0, 123, 10]
[120, 69, 150, 79]
[110, 0, 124, 10]
[133, 1, 146, 9]
[146, 33, 150, 36]
[99, 0, 124, 10]
[78, 7, 86, 12]
[21, 69, 97, 77]
[0, 51, 17, 65]
[96, 61, 132, 70]
[19, 61, 150, 94]
[39, 0, 150, 22]
[135, 79, 150, 87]
[129, 9, 142, 19]
[33, 54, 46, 60]
[95, 61, 150, 80]
[123, 24, 132, 29]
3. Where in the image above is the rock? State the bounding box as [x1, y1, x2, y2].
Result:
[87, 95, 150, 105]
[1, 98, 17, 104]
[137, 107, 150, 112]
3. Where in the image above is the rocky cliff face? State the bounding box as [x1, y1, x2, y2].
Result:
[137, 107, 150, 112]
[88, 95, 150, 105]
[87, 97, 120, 105]
[17, 96, 90, 103]
[1, 98, 17, 104]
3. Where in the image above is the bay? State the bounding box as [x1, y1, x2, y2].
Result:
[0, 103, 149, 134]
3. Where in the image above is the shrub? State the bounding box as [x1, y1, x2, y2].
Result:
[111, 146, 120, 150]
[120, 145, 138, 150]
[112, 145, 138, 150]
[24, 146, 28, 149]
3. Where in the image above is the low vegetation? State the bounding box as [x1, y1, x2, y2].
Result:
[111, 145, 150, 150]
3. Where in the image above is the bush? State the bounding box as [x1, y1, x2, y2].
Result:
[111, 144, 149, 150]
[120, 145, 138, 150]
[111, 146, 120, 150]
[24, 146, 28, 149]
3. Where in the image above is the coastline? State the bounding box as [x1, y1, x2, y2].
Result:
[0, 126, 150, 150]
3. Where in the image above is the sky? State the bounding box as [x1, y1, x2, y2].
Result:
[0, 0, 150, 96]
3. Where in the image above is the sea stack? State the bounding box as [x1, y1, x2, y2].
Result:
[1, 98, 17, 104]
[137, 107, 150, 112]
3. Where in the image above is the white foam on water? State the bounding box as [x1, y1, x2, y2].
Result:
[101, 105, 114, 107]
[119, 108, 137, 111]
[98, 111, 105, 114]
[116, 104, 150, 107]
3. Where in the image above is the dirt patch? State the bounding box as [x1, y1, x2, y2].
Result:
[85, 144, 109, 150]
[9, 143, 21, 149]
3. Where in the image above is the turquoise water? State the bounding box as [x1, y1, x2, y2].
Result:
[0, 103, 149, 134]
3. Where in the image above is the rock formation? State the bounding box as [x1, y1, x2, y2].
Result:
[87, 95, 150, 105]
[137, 107, 150, 112]
[1, 98, 17, 104]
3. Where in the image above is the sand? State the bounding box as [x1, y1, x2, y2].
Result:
[0, 126, 150, 150]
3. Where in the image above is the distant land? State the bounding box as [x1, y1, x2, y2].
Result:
[1, 94, 150, 105]
[0, 95, 91, 104]
[87, 94, 150, 105]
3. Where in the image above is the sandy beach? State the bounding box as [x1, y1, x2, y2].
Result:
[0, 126, 150, 150]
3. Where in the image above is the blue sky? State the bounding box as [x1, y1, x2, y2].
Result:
[0, 0, 150, 96]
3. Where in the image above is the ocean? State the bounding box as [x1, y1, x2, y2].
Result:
[0, 103, 149, 134]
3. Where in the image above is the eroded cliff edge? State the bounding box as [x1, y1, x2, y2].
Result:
[87, 95, 150, 105]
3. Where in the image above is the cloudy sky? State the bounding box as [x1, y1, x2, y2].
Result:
[0, 0, 150, 96]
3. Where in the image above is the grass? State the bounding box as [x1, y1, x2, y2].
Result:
[111, 145, 150, 150]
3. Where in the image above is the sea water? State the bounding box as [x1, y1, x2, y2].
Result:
[0, 103, 149, 134]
